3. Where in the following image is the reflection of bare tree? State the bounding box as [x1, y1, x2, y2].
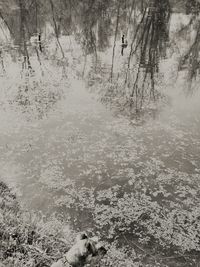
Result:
[79, 0, 98, 63]
[179, 22, 200, 79]
[110, 0, 121, 82]
[126, 0, 171, 110]
[125, 0, 135, 37]
[178, 0, 200, 92]
[97, 13, 111, 51]
[19, 0, 32, 70]
[49, 0, 65, 59]
[3, 0, 200, 108]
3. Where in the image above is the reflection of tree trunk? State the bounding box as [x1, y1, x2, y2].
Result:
[179, 21, 200, 91]
[125, 7, 148, 85]
[141, 0, 145, 12]
[49, 0, 65, 59]
[35, 0, 38, 32]
[110, 0, 121, 82]
[0, 51, 6, 74]
[35, 46, 44, 76]
[38, 33, 42, 52]
[34, 0, 42, 52]
[19, 0, 32, 70]
[125, 0, 171, 110]
[90, 29, 98, 68]
[82, 54, 87, 78]
[125, 0, 135, 37]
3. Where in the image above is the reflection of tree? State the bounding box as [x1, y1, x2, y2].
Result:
[49, 0, 65, 58]
[1, 0, 200, 108]
[97, 13, 111, 51]
[110, 0, 121, 81]
[179, 22, 200, 79]
[178, 0, 200, 92]
[77, 0, 102, 57]
[19, 0, 32, 70]
[126, 0, 171, 110]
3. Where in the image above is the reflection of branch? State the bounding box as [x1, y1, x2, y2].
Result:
[0, 51, 6, 74]
[132, 10, 151, 57]
[148, 15, 156, 100]
[68, 0, 79, 17]
[131, 64, 140, 98]
[176, 15, 195, 36]
[82, 54, 87, 77]
[140, 70, 148, 109]
[125, 0, 135, 37]
[0, 11, 13, 38]
[49, 0, 65, 59]
[125, 0, 171, 110]
[19, 0, 32, 70]
[179, 21, 200, 85]
[110, 0, 121, 82]
[125, 6, 148, 85]
[35, 47, 44, 76]
[178, 42, 196, 70]
[34, 0, 38, 33]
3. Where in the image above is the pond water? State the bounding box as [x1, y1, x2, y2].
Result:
[0, 7, 200, 263]
[1, 73, 200, 229]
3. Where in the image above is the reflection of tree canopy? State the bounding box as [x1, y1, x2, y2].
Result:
[0, 0, 200, 105]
